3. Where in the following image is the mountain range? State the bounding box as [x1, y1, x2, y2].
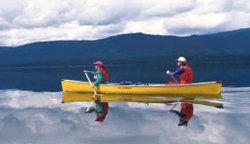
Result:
[0, 28, 250, 67]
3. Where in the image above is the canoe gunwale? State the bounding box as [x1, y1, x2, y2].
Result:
[61, 79, 222, 88]
[61, 79, 222, 98]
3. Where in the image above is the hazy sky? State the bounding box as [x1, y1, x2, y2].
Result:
[0, 0, 250, 46]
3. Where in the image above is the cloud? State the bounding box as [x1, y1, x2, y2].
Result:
[163, 0, 250, 35]
[0, 17, 11, 30]
[140, 0, 196, 18]
[77, 0, 196, 26]
[0, 0, 250, 46]
[124, 20, 167, 35]
[164, 13, 231, 35]
[77, 0, 131, 26]
[0, 89, 250, 144]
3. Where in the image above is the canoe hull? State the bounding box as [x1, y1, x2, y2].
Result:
[62, 92, 223, 109]
[61, 80, 222, 98]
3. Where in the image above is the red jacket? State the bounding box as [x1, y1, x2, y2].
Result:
[95, 102, 109, 122]
[180, 103, 193, 122]
[180, 65, 193, 84]
[99, 67, 108, 82]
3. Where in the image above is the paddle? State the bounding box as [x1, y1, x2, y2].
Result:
[166, 70, 178, 83]
[84, 71, 98, 112]
[169, 103, 178, 110]
[165, 100, 178, 111]
[170, 75, 178, 83]
[84, 71, 97, 95]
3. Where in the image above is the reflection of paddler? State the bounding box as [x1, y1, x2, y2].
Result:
[85, 100, 109, 123]
[170, 102, 193, 126]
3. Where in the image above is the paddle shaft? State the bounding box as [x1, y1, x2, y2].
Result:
[166, 100, 178, 111]
[84, 72, 97, 112]
[170, 74, 178, 83]
[170, 103, 177, 111]
[84, 72, 97, 95]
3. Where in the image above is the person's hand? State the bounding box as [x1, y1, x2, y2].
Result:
[166, 70, 171, 74]
[169, 110, 175, 113]
[85, 107, 95, 113]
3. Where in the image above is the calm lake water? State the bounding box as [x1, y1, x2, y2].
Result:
[0, 87, 250, 144]
[0, 62, 249, 91]
[0, 62, 249, 144]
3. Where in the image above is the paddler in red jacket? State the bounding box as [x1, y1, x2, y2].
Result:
[166, 56, 193, 84]
[166, 57, 194, 126]
[84, 61, 109, 86]
[170, 102, 193, 126]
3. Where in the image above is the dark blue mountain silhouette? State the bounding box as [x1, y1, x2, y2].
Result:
[0, 28, 250, 91]
[0, 28, 249, 67]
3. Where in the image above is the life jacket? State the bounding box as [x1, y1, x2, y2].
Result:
[95, 102, 109, 122]
[180, 65, 193, 84]
[94, 67, 108, 82]
[101, 102, 109, 115]
[180, 103, 193, 122]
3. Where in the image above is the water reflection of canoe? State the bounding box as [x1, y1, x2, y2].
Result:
[61, 92, 223, 109]
[61, 80, 222, 98]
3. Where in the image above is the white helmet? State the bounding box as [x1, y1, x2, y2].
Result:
[177, 56, 186, 63]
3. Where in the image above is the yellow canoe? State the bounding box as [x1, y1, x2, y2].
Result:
[61, 80, 222, 98]
[61, 92, 223, 108]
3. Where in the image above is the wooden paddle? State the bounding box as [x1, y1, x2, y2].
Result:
[84, 71, 97, 95]
[170, 75, 178, 83]
[166, 70, 178, 83]
[84, 71, 98, 112]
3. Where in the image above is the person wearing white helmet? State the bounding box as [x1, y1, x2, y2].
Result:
[166, 56, 193, 84]
[166, 57, 194, 126]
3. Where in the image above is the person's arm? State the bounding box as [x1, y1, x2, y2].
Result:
[170, 110, 186, 119]
[85, 107, 95, 113]
[92, 71, 103, 86]
[84, 70, 95, 75]
[170, 67, 185, 77]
